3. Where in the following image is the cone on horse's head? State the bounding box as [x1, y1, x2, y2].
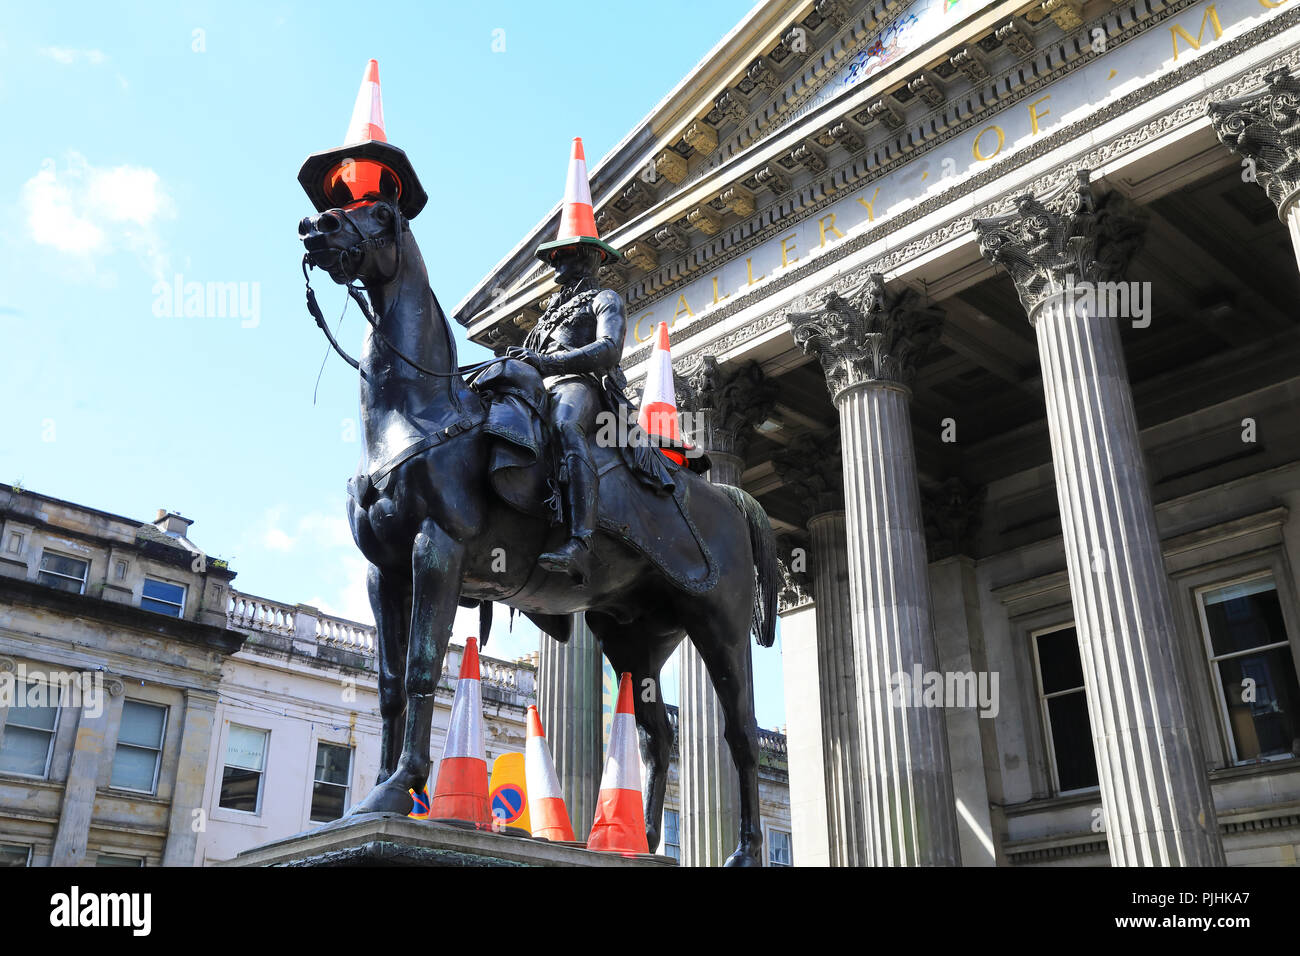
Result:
[298, 58, 428, 219]
[535, 137, 622, 264]
[428, 638, 490, 825]
[586, 672, 649, 854]
[637, 322, 690, 466]
[524, 705, 576, 842]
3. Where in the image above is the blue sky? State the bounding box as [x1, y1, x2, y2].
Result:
[0, 0, 789, 729]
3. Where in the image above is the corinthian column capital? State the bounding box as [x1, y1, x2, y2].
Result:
[787, 273, 943, 400]
[675, 355, 777, 459]
[773, 432, 844, 527]
[1208, 67, 1300, 215]
[973, 170, 1146, 321]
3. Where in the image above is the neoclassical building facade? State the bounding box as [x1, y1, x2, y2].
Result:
[455, 0, 1300, 865]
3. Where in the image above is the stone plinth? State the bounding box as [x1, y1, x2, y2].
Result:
[221, 814, 676, 867]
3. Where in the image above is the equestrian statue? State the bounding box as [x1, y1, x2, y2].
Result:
[296, 61, 777, 866]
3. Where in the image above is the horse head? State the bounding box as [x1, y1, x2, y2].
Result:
[299, 194, 406, 287]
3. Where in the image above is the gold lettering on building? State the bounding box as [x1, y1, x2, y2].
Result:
[634, 313, 656, 343]
[673, 294, 695, 322]
[780, 234, 798, 267]
[1028, 95, 1051, 136]
[746, 257, 765, 286]
[1171, 4, 1223, 59]
[1259, 0, 1288, 7]
[819, 213, 846, 248]
[855, 187, 882, 222]
[712, 276, 730, 304]
[973, 125, 1005, 161]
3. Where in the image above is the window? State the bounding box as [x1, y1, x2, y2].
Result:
[310, 742, 352, 823]
[1032, 624, 1099, 793]
[5, 532, 23, 555]
[219, 725, 268, 813]
[37, 551, 88, 594]
[1198, 575, 1300, 763]
[0, 844, 30, 867]
[662, 809, 680, 860]
[96, 854, 144, 867]
[141, 578, 185, 617]
[110, 701, 167, 792]
[0, 680, 61, 777]
[768, 828, 793, 867]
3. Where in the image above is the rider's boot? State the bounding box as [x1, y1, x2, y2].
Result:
[539, 451, 598, 586]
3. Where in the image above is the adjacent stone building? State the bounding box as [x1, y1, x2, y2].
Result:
[456, 0, 1300, 865]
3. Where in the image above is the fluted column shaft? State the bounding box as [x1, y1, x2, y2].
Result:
[537, 613, 604, 837]
[807, 510, 869, 866]
[1031, 290, 1224, 865]
[679, 449, 742, 866]
[839, 381, 960, 865]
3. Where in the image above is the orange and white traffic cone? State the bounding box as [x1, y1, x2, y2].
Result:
[525, 706, 576, 842]
[637, 322, 687, 466]
[587, 672, 649, 855]
[534, 138, 622, 263]
[344, 58, 386, 145]
[428, 638, 490, 825]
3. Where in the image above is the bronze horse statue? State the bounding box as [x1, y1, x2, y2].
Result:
[298, 191, 778, 866]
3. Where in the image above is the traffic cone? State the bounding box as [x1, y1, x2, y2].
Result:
[535, 138, 622, 263]
[344, 59, 386, 145]
[637, 322, 687, 466]
[587, 672, 649, 854]
[428, 639, 490, 825]
[525, 706, 576, 842]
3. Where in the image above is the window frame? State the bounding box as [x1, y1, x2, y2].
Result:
[218, 723, 270, 816]
[95, 853, 145, 867]
[766, 826, 793, 867]
[1194, 569, 1299, 766]
[36, 549, 89, 595]
[662, 807, 681, 861]
[140, 576, 187, 618]
[0, 678, 63, 779]
[0, 843, 32, 867]
[308, 740, 353, 825]
[109, 700, 169, 795]
[1030, 621, 1100, 796]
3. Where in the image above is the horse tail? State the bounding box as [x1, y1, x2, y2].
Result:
[718, 484, 779, 649]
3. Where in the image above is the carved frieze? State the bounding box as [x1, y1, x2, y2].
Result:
[686, 204, 723, 236]
[775, 532, 816, 612]
[786, 274, 943, 399]
[909, 75, 945, 109]
[719, 183, 757, 217]
[867, 99, 904, 129]
[654, 149, 688, 186]
[716, 90, 748, 126]
[972, 170, 1147, 319]
[997, 19, 1036, 58]
[754, 165, 790, 195]
[773, 432, 844, 524]
[684, 120, 719, 156]
[1208, 66, 1300, 212]
[624, 242, 658, 272]
[677, 355, 778, 460]
[1041, 0, 1084, 31]
[950, 47, 989, 83]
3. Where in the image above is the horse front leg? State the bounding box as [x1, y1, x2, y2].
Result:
[367, 564, 409, 785]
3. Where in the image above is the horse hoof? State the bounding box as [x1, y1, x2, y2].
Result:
[723, 848, 762, 867]
[349, 780, 420, 816]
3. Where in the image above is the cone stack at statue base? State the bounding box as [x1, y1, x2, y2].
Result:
[637, 322, 697, 467]
[535, 138, 622, 263]
[428, 638, 491, 826]
[587, 672, 650, 854]
[525, 706, 577, 842]
[298, 58, 428, 219]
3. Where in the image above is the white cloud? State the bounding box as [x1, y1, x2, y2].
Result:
[39, 47, 108, 65]
[21, 153, 173, 278]
[262, 527, 295, 552]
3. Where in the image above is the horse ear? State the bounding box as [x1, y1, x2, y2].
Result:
[379, 168, 401, 203]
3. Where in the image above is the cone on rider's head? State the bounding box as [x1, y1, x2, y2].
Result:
[428, 638, 491, 826]
[298, 58, 428, 219]
[586, 672, 649, 855]
[535, 137, 622, 263]
[524, 706, 576, 842]
[637, 322, 689, 467]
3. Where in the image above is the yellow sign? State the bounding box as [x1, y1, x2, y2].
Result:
[488, 753, 530, 831]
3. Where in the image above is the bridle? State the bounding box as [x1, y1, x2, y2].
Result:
[302, 202, 505, 388]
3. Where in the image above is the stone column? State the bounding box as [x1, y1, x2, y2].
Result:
[1208, 67, 1300, 273]
[50, 679, 124, 866]
[162, 688, 219, 866]
[788, 275, 961, 865]
[536, 613, 604, 839]
[674, 357, 776, 866]
[974, 170, 1224, 866]
[773, 434, 868, 866]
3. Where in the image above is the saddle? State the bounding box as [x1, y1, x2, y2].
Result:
[469, 359, 719, 594]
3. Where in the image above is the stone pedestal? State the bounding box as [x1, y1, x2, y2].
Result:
[788, 275, 961, 866]
[536, 613, 603, 841]
[976, 171, 1224, 866]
